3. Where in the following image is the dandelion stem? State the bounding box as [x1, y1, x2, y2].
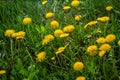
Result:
[25, 48, 34, 63]
[10, 38, 14, 59]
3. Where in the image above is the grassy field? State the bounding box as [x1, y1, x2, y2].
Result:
[0, 0, 120, 80]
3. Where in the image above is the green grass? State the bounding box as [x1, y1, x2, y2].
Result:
[0, 0, 120, 80]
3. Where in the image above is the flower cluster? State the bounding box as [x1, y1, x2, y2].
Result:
[96, 34, 116, 57]
[5, 30, 25, 39]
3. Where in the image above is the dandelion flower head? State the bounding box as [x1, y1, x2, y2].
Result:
[73, 61, 84, 71]
[5, 29, 15, 37]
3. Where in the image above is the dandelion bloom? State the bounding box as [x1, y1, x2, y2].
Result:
[56, 47, 65, 54]
[56, 44, 68, 55]
[99, 51, 106, 57]
[44, 34, 54, 40]
[105, 34, 116, 42]
[42, 1, 47, 5]
[60, 33, 69, 38]
[12, 31, 25, 39]
[73, 61, 84, 71]
[0, 70, 6, 75]
[23, 17, 32, 25]
[96, 37, 106, 43]
[75, 15, 82, 21]
[99, 44, 111, 51]
[50, 20, 59, 29]
[87, 45, 97, 56]
[5, 29, 15, 37]
[106, 6, 113, 11]
[76, 76, 86, 80]
[71, 0, 80, 7]
[16, 31, 26, 39]
[42, 39, 49, 45]
[118, 40, 120, 46]
[36, 51, 46, 61]
[63, 25, 75, 33]
[63, 6, 71, 10]
[84, 21, 97, 29]
[54, 29, 63, 37]
[97, 30, 102, 33]
[45, 12, 54, 18]
[51, 57, 55, 60]
[87, 35, 92, 38]
[97, 16, 109, 22]
[42, 34, 54, 45]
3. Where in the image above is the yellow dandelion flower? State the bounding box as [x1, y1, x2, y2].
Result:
[42, 1, 47, 5]
[63, 6, 71, 10]
[45, 34, 54, 41]
[23, 17, 32, 25]
[51, 57, 55, 60]
[106, 6, 113, 11]
[105, 34, 116, 42]
[16, 31, 26, 39]
[42, 38, 49, 45]
[75, 15, 82, 21]
[118, 40, 120, 46]
[5, 29, 15, 37]
[73, 62, 84, 71]
[60, 33, 69, 38]
[87, 35, 92, 38]
[0, 70, 6, 75]
[71, 0, 80, 7]
[42, 34, 54, 45]
[97, 30, 102, 33]
[87, 45, 97, 56]
[63, 25, 75, 33]
[99, 44, 111, 51]
[45, 12, 54, 19]
[12, 33, 18, 38]
[50, 20, 59, 29]
[97, 16, 109, 22]
[96, 37, 106, 43]
[56, 47, 65, 55]
[76, 76, 86, 80]
[55, 44, 68, 55]
[36, 51, 46, 61]
[99, 51, 106, 57]
[54, 29, 63, 37]
[84, 21, 97, 29]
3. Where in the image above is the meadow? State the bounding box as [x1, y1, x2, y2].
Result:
[0, 0, 120, 80]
